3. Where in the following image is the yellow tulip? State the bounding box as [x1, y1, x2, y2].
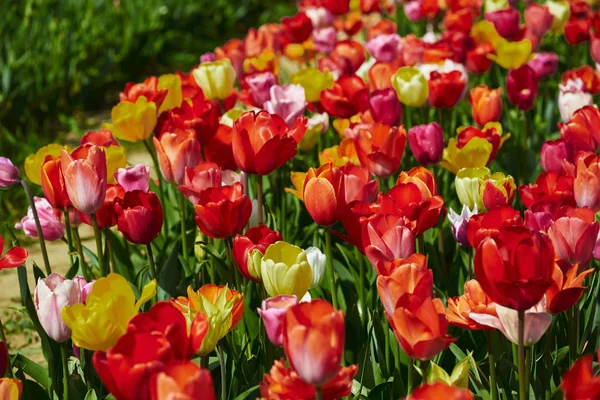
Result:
[0, 378, 22, 400]
[391, 67, 429, 108]
[61, 274, 156, 351]
[24, 144, 69, 185]
[488, 38, 532, 70]
[260, 241, 312, 298]
[243, 49, 279, 76]
[547, 0, 570, 32]
[319, 139, 361, 167]
[104, 145, 127, 184]
[290, 67, 334, 103]
[104, 96, 157, 143]
[479, 171, 516, 209]
[285, 171, 307, 201]
[470, 21, 502, 47]
[157, 73, 183, 114]
[455, 167, 490, 210]
[193, 59, 237, 100]
[440, 137, 493, 174]
[484, 0, 509, 13]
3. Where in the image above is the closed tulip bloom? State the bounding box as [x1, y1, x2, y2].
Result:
[479, 172, 516, 210]
[39, 157, 71, 210]
[192, 59, 236, 100]
[403, 382, 473, 400]
[178, 163, 223, 205]
[558, 79, 594, 123]
[153, 129, 201, 185]
[35, 273, 81, 342]
[475, 226, 554, 310]
[151, 361, 215, 400]
[281, 12, 313, 43]
[62, 273, 156, 351]
[232, 110, 307, 175]
[320, 75, 370, 118]
[78, 184, 124, 229]
[105, 96, 157, 143]
[455, 167, 490, 210]
[260, 241, 312, 298]
[232, 224, 283, 281]
[528, 52, 559, 79]
[540, 139, 573, 173]
[485, 8, 520, 38]
[489, 38, 532, 70]
[0, 378, 22, 400]
[241, 71, 277, 107]
[114, 164, 150, 192]
[290, 67, 334, 103]
[264, 84, 308, 127]
[59, 145, 107, 214]
[193, 183, 252, 239]
[506, 65, 539, 111]
[392, 67, 429, 107]
[441, 138, 493, 174]
[362, 214, 415, 267]
[354, 123, 406, 178]
[469, 86, 502, 126]
[561, 351, 600, 400]
[306, 246, 326, 289]
[366, 33, 402, 62]
[0, 157, 20, 188]
[466, 42, 494, 74]
[408, 122, 444, 166]
[546, 264, 594, 314]
[428, 70, 466, 109]
[303, 163, 344, 226]
[448, 205, 478, 247]
[548, 213, 599, 270]
[116, 191, 163, 245]
[560, 105, 600, 153]
[257, 295, 299, 346]
[447, 280, 497, 330]
[574, 156, 600, 211]
[313, 27, 337, 53]
[283, 299, 345, 386]
[24, 144, 68, 185]
[15, 197, 65, 242]
[369, 88, 402, 127]
[390, 297, 456, 360]
[525, 3, 553, 37]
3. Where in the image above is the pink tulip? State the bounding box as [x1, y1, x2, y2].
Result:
[558, 79, 593, 122]
[540, 139, 573, 174]
[34, 273, 82, 342]
[114, 164, 151, 192]
[153, 129, 202, 185]
[528, 53, 559, 79]
[313, 27, 337, 53]
[366, 33, 402, 63]
[591, 34, 600, 65]
[407, 122, 445, 166]
[178, 163, 223, 205]
[72, 276, 94, 304]
[200, 52, 216, 63]
[0, 157, 20, 187]
[525, 3, 553, 38]
[485, 8, 520, 39]
[304, 7, 333, 29]
[470, 297, 552, 346]
[548, 214, 599, 270]
[369, 88, 403, 127]
[362, 214, 415, 268]
[264, 84, 308, 127]
[60, 146, 107, 214]
[15, 197, 65, 241]
[257, 295, 299, 346]
[404, 0, 423, 22]
[245, 71, 277, 107]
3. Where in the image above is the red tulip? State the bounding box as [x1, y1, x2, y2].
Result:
[560, 105, 600, 153]
[506, 65, 539, 111]
[178, 163, 223, 205]
[116, 191, 163, 244]
[0, 236, 27, 270]
[525, 3, 553, 37]
[153, 129, 201, 185]
[320, 75, 369, 118]
[466, 206, 523, 248]
[519, 172, 576, 209]
[193, 183, 252, 239]
[120, 77, 168, 109]
[40, 156, 71, 211]
[540, 139, 573, 173]
[204, 124, 237, 171]
[562, 65, 600, 94]
[232, 225, 283, 281]
[150, 361, 215, 400]
[466, 42, 494, 74]
[403, 382, 474, 400]
[322, 0, 351, 15]
[60, 145, 107, 215]
[354, 123, 407, 178]
[548, 210, 599, 271]
[428, 71, 466, 108]
[80, 129, 119, 147]
[444, 8, 474, 33]
[281, 13, 313, 44]
[330, 40, 366, 75]
[485, 8, 520, 38]
[407, 122, 445, 166]
[564, 17, 592, 45]
[475, 225, 555, 310]
[231, 111, 306, 175]
[165, 96, 220, 146]
[368, 88, 402, 127]
[546, 264, 595, 314]
[176, 71, 202, 100]
[561, 350, 600, 399]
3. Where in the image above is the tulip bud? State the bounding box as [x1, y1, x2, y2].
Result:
[192, 59, 236, 100]
[114, 164, 151, 192]
[116, 191, 164, 244]
[60, 146, 107, 214]
[0, 157, 20, 188]
[369, 88, 403, 127]
[485, 8, 520, 38]
[15, 197, 65, 241]
[104, 96, 157, 143]
[72, 276, 94, 304]
[468, 85, 502, 126]
[456, 167, 489, 210]
[153, 129, 201, 185]
[313, 27, 337, 53]
[257, 295, 299, 346]
[260, 242, 312, 298]
[408, 122, 444, 166]
[392, 67, 429, 108]
[232, 225, 283, 282]
[35, 273, 82, 342]
[540, 139, 572, 173]
[244, 72, 277, 107]
[506, 65, 539, 111]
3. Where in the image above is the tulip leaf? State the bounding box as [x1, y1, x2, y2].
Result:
[450, 355, 472, 388]
[84, 390, 98, 400]
[104, 229, 134, 281]
[12, 354, 49, 389]
[428, 362, 451, 385]
[233, 385, 259, 400]
[21, 379, 50, 400]
[64, 256, 82, 280]
[157, 240, 182, 298]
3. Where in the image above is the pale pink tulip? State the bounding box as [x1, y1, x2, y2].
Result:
[257, 295, 299, 346]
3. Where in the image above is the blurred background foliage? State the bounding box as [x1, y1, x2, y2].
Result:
[0, 0, 295, 225]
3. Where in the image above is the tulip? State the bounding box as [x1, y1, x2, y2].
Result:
[72, 276, 94, 305]
[408, 122, 444, 166]
[540, 139, 573, 173]
[366, 33, 402, 63]
[62, 273, 156, 351]
[320, 75, 369, 118]
[313, 27, 337, 53]
[479, 171, 517, 210]
[525, 3, 553, 37]
[506, 65, 539, 111]
[391, 67, 429, 109]
[165, 96, 220, 146]
[558, 79, 594, 123]
[172, 285, 243, 356]
[574, 156, 600, 211]
[354, 124, 406, 178]
[290, 67, 334, 103]
[564, 18, 591, 45]
[178, 163, 224, 205]
[24, 144, 68, 185]
[264, 84, 308, 127]
[0, 378, 22, 400]
[548, 213, 599, 270]
[283, 299, 344, 386]
[489, 38, 532, 70]
[151, 361, 215, 400]
[119, 76, 167, 108]
[448, 205, 478, 247]
[104, 96, 157, 143]
[94, 302, 209, 400]
[0, 236, 27, 271]
[368, 88, 402, 127]
[519, 171, 575, 209]
[153, 129, 201, 185]
[455, 167, 490, 210]
[470, 297, 552, 346]
[260, 241, 312, 298]
[39, 156, 71, 211]
[319, 140, 362, 167]
[34, 273, 82, 342]
[232, 224, 283, 281]
[456, 124, 509, 166]
[192, 59, 236, 100]
[77, 184, 124, 230]
[281, 12, 313, 43]
[0, 157, 19, 188]
[305, 246, 326, 289]
[466, 42, 494, 74]
[528, 52, 559, 79]
[257, 295, 299, 346]
[485, 8, 520, 38]
[115, 191, 163, 245]
[562, 66, 600, 95]
[302, 163, 344, 226]
[428, 71, 466, 109]
[468, 86, 502, 126]
[466, 206, 524, 248]
[546, 264, 594, 314]
[231, 110, 306, 175]
[390, 297, 456, 360]
[362, 214, 415, 267]
[404, 382, 474, 399]
[561, 352, 600, 400]
[241, 71, 277, 107]
[260, 359, 357, 399]
[15, 197, 65, 242]
[193, 183, 252, 239]
[560, 105, 600, 153]
[114, 164, 150, 192]
[447, 280, 497, 330]
[441, 137, 493, 174]
[305, 7, 333, 29]
[475, 226, 554, 310]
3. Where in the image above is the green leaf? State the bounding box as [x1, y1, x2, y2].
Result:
[32, 263, 45, 282]
[428, 362, 451, 385]
[84, 389, 98, 400]
[21, 379, 50, 400]
[158, 240, 182, 297]
[233, 384, 259, 400]
[449, 354, 472, 388]
[12, 354, 49, 389]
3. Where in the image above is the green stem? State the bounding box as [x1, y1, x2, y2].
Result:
[437, 220, 448, 281]
[81, 348, 92, 391]
[143, 138, 169, 237]
[486, 331, 498, 400]
[105, 231, 116, 275]
[146, 243, 157, 281]
[518, 310, 527, 400]
[63, 211, 74, 267]
[73, 228, 91, 281]
[179, 192, 189, 267]
[256, 175, 264, 225]
[407, 357, 415, 394]
[545, 326, 552, 400]
[384, 321, 391, 376]
[416, 235, 425, 254]
[315, 386, 323, 400]
[21, 180, 51, 275]
[325, 229, 338, 309]
[569, 306, 579, 363]
[218, 344, 227, 400]
[61, 343, 69, 400]
[90, 214, 107, 277]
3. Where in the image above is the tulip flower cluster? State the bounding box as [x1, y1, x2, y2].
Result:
[3, 0, 600, 399]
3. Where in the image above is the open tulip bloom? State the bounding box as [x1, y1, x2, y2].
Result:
[5, 2, 600, 400]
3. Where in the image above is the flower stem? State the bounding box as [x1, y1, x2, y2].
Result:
[325, 229, 338, 309]
[437, 219, 448, 281]
[63, 211, 75, 267]
[407, 357, 415, 395]
[545, 325, 553, 400]
[61, 342, 69, 400]
[20, 179, 51, 275]
[518, 310, 527, 400]
[73, 228, 91, 281]
[90, 214, 107, 277]
[256, 174, 264, 225]
[486, 331, 498, 400]
[315, 386, 323, 400]
[569, 306, 579, 363]
[218, 343, 227, 400]
[146, 243, 157, 281]
[81, 348, 93, 391]
[143, 138, 169, 237]
[178, 192, 189, 267]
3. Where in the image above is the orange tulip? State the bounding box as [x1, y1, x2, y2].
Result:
[403, 382, 474, 400]
[390, 297, 456, 360]
[354, 123, 407, 178]
[574, 155, 600, 211]
[546, 264, 595, 314]
[283, 299, 345, 387]
[175, 284, 244, 332]
[373, 253, 425, 277]
[397, 166, 438, 198]
[153, 129, 201, 185]
[150, 361, 215, 400]
[40, 156, 71, 211]
[59, 145, 107, 214]
[303, 163, 345, 226]
[468, 85, 503, 126]
[447, 280, 497, 330]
